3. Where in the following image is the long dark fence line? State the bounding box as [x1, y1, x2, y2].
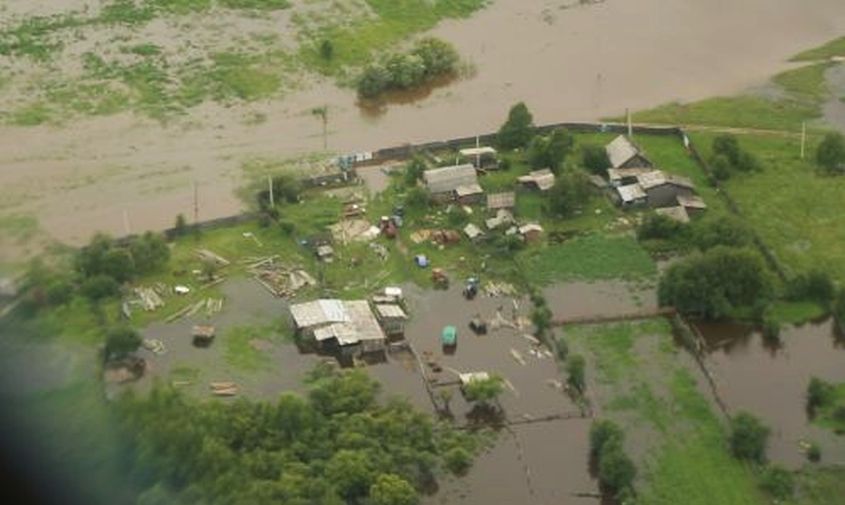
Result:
[113, 212, 257, 247]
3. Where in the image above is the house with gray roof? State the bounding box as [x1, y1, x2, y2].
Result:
[423, 164, 483, 203]
[605, 135, 652, 169]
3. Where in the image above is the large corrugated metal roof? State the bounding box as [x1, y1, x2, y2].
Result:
[423, 164, 478, 194]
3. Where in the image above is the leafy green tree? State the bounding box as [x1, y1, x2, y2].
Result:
[369, 473, 418, 505]
[807, 377, 835, 414]
[326, 449, 376, 500]
[528, 128, 574, 172]
[81, 274, 120, 300]
[385, 53, 426, 89]
[545, 170, 592, 217]
[566, 354, 586, 393]
[759, 465, 794, 501]
[75, 233, 135, 282]
[712, 134, 758, 174]
[463, 376, 504, 405]
[411, 37, 459, 77]
[308, 370, 379, 415]
[105, 326, 142, 360]
[358, 64, 391, 98]
[658, 247, 772, 319]
[130, 232, 170, 274]
[582, 144, 610, 174]
[817, 132, 845, 174]
[497, 102, 534, 149]
[807, 442, 821, 462]
[174, 213, 188, 237]
[729, 411, 770, 463]
[404, 157, 427, 187]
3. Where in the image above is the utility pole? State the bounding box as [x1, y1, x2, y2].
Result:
[626, 108, 633, 138]
[475, 135, 481, 169]
[268, 175, 274, 207]
[800, 122, 806, 160]
[193, 181, 199, 225]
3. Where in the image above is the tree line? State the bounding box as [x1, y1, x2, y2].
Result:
[118, 367, 486, 505]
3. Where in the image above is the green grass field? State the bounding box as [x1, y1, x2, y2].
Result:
[690, 130, 845, 280]
[792, 37, 845, 61]
[623, 63, 831, 131]
[222, 319, 292, 371]
[565, 320, 766, 505]
[517, 233, 656, 284]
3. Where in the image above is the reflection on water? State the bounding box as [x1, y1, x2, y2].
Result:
[696, 319, 845, 468]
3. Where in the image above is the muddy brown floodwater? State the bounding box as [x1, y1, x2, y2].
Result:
[696, 319, 845, 468]
[397, 284, 598, 505]
[1, 0, 844, 258]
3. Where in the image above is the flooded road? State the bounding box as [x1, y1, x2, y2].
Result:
[697, 319, 845, 468]
[1, 0, 844, 256]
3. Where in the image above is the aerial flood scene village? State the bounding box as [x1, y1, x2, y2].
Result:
[5, 2, 845, 505]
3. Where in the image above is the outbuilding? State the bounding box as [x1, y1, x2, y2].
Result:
[487, 192, 516, 211]
[518, 169, 556, 191]
[460, 146, 499, 170]
[637, 170, 695, 208]
[373, 303, 408, 337]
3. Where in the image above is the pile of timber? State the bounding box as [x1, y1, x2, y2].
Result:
[165, 297, 224, 323]
[210, 382, 237, 396]
[135, 286, 165, 311]
[246, 256, 316, 297]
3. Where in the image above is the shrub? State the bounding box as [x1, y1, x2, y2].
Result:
[807, 442, 821, 462]
[357, 64, 391, 98]
[762, 317, 781, 343]
[105, 326, 142, 360]
[566, 354, 586, 393]
[404, 157, 426, 187]
[444, 447, 472, 475]
[463, 376, 504, 405]
[637, 213, 685, 241]
[319, 39, 333, 60]
[817, 132, 845, 174]
[598, 438, 636, 495]
[45, 279, 73, 306]
[589, 419, 623, 458]
[411, 37, 459, 77]
[129, 232, 170, 274]
[786, 270, 835, 303]
[729, 412, 770, 463]
[690, 215, 752, 250]
[369, 473, 418, 505]
[173, 213, 188, 236]
[356, 38, 459, 99]
[582, 144, 610, 174]
[759, 465, 794, 501]
[710, 154, 732, 180]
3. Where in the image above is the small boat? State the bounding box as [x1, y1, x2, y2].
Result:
[441, 325, 457, 347]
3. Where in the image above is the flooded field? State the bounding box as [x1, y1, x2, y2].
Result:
[697, 319, 845, 468]
[1, 0, 844, 256]
[130, 277, 324, 399]
[543, 280, 657, 321]
[397, 284, 598, 504]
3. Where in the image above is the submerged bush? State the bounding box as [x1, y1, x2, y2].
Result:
[356, 37, 459, 98]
